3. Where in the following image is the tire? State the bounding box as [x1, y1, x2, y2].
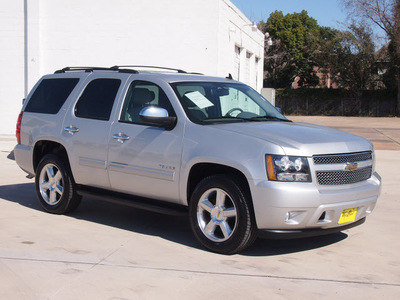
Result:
[189, 175, 257, 254]
[35, 154, 81, 214]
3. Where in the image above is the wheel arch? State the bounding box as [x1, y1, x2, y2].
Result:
[186, 163, 253, 207]
[33, 140, 71, 174]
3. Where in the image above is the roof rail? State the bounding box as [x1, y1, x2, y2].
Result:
[110, 65, 187, 73]
[54, 67, 138, 74]
[54, 66, 201, 75]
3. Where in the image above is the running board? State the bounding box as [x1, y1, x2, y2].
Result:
[77, 186, 188, 217]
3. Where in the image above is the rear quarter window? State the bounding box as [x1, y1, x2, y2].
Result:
[25, 78, 79, 114]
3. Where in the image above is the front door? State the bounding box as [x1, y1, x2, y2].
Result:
[107, 80, 183, 203]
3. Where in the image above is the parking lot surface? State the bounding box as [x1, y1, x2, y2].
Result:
[1, 117, 399, 299]
[289, 116, 400, 150]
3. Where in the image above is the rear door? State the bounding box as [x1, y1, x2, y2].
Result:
[107, 80, 184, 203]
[62, 73, 128, 188]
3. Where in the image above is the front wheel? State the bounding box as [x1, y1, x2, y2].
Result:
[35, 154, 81, 214]
[189, 175, 257, 254]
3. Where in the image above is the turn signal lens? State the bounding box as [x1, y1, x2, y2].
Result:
[266, 155, 276, 180]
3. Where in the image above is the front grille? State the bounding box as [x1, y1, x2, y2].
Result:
[313, 151, 372, 165]
[316, 166, 372, 185]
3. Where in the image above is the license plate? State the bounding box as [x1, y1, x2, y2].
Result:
[338, 207, 358, 224]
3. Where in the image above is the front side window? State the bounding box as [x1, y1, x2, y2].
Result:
[25, 78, 79, 114]
[171, 82, 288, 124]
[120, 81, 175, 124]
[75, 79, 121, 121]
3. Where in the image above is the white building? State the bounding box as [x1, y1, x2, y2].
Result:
[0, 0, 264, 134]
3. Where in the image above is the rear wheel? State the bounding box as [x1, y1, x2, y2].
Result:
[189, 175, 257, 254]
[35, 154, 81, 214]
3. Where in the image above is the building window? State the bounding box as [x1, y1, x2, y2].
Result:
[255, 57, 261, 90]
[244, 51, 252, 84]
[234, 45, 241, 80]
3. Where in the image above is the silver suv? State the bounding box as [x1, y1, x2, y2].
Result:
[14, 66, 382, 254]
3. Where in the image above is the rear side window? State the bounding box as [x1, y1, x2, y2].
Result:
[75, 79, 121, 121]
[25, 78, 79, 114]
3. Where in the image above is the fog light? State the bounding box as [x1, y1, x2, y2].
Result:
[285, 211, 305, 224]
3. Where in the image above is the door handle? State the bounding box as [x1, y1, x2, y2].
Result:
[113, 132, 130, 143]
[64, 126, 80, 135]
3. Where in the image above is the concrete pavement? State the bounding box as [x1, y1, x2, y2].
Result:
[0, 117, 399, 299]
[289, 116, 400, 150]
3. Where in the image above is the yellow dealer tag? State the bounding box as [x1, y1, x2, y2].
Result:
[339, 207, 358, 224]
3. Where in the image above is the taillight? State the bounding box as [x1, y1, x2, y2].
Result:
[16, 111, 23, 144]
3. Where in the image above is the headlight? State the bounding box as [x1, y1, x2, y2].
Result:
[266, 155, 311, 182]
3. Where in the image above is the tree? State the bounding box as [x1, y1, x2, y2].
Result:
[333, 23, 376, 91]
[260, 11, 318, 88]
[260, 10, 337, 88]
[321, 22, 377, 114]
[342, 0, 400, 114]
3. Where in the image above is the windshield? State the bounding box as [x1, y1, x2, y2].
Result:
[170, 81, 289, 124]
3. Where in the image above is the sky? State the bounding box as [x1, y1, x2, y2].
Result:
[230, 0, 348, 30]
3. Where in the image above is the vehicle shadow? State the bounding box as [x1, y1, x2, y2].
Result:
[7, 150, 15, 160]
[241, 232, 347, 257]
[0, 182, 348, 256]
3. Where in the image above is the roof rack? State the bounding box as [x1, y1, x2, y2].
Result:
[110, 65, 187, 73]
[54, 65, 201, 75]
[54, 67, 138, 74]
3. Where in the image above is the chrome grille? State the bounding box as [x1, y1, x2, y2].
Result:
[316, 166, 372, 185]
[313, 151, 372, 165]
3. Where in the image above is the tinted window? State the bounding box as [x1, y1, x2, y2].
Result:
[75, 79, 121, 121]
[25, 78, 79, 114]
[120, 81, 175, 124]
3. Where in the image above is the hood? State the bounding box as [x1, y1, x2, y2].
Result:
[213, 121, 373, 156]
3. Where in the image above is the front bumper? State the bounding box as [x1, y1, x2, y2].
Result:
[258, 217, 365, 239]
[250, 172, 381, 233]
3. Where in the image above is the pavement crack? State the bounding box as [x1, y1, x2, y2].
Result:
[374, 128, 400, 145]
[1, 256, 399, 288]
[102, 263, 400, 288]
[44, 247, 121, 299]
[89, 247, 121, 270]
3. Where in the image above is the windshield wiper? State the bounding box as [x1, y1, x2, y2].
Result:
[246, 116, 291, 122]
[203, 116, 247, 122]
[203, 116, 291, 123]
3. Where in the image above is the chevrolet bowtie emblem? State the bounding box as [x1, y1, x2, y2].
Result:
[345, 162, 358, 171]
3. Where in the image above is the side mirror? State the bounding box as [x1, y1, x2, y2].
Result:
[139, 106, 176, 130]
